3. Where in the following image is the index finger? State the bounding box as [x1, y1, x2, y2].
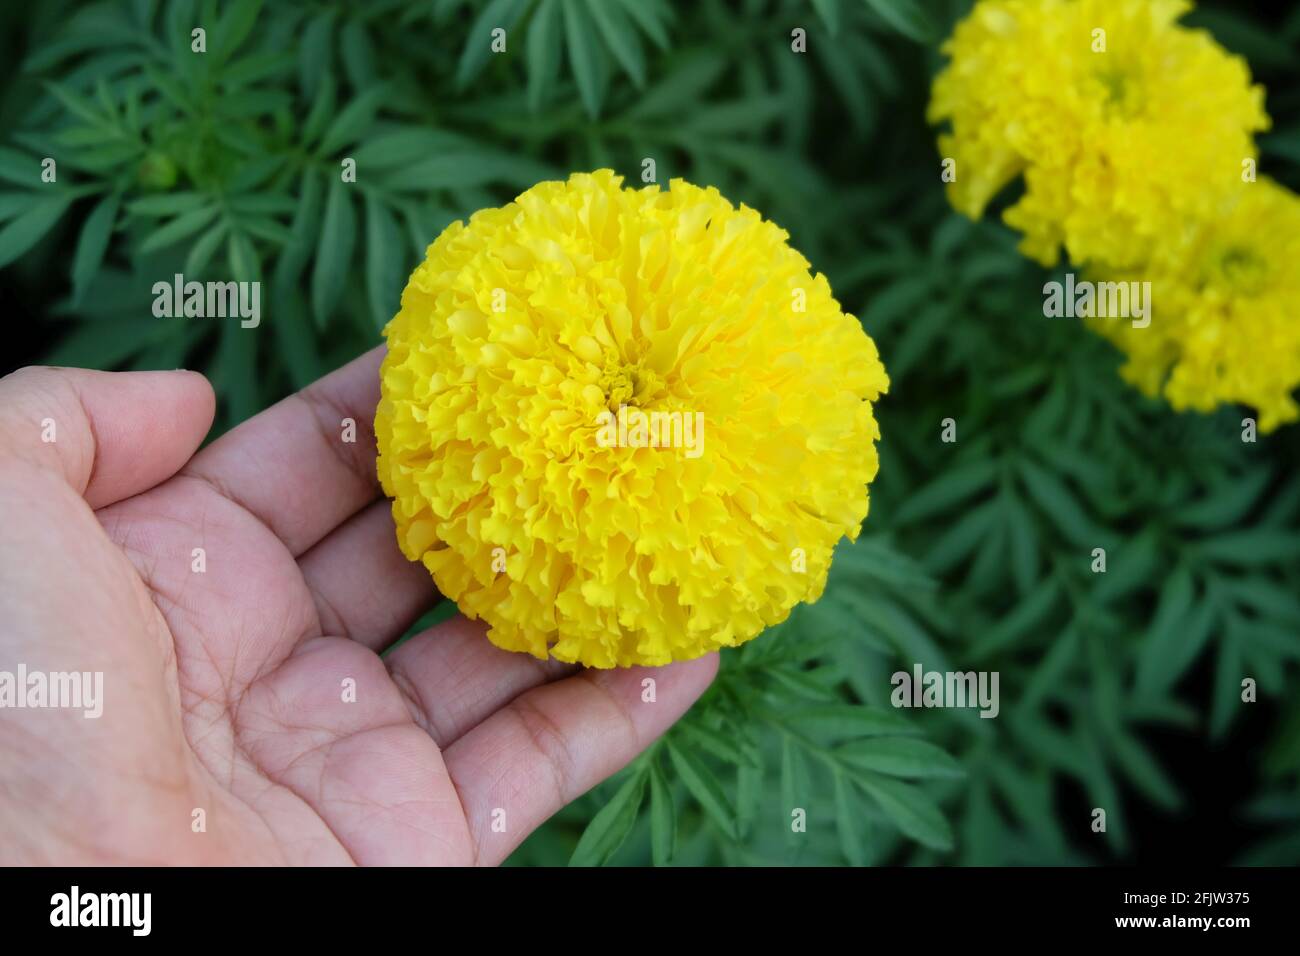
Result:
[181, 346, 384, 556]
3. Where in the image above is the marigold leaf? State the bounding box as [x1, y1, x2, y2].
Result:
[455, 0, 529, 90]
[44, 318, 162, 368]
[786, 704, 921, 739]
[861, 0, 938, 44]
[318, 84, 390, 156]
[1135, 565, 1197, 697]
[0, 148, 44, 188]
[1197, 530, 1300, 568]
[339, 20, 378, 89]
[127, 192, 209, 217]
[648, 762, 675, 866]
[666, 739, 736, 840]
[0, 192, 39, 221]
[585, 0, 645, 88]
[212, 0, 261, 64]
[624, 51, 725, 119]
[0, 197, 71, 268]
[303, 71, 337, 147]
[365, 196, 404, 331]
[837, 736, 965, 780]
[185, 221, 229, 278]
[526, 0, 564, 112]
[298, 11, 335, 98]
[311, 178, 355, 326]
[1108, 728, 1183, 811]
[71, 192, 119, 305]
[569, 770, 646, 867]
[834, 770, 868, 864]
[616, 0, 670, 50]
[780, 734, 807, 849]
[139, 205, 218, 254]
[854, 773, 953, 851]
[563, 0, 605, 118]
[811, 0, 842, 35]
[227, 231, 259, 284]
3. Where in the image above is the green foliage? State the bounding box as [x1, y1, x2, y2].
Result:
[6, 0, 1300, 866]
[857, 203, 1300, 861]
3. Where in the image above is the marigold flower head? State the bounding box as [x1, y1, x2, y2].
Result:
[928, 0, 1269, 269]
[375, 170, 888, 668]
[1088, 178, 1300, 432]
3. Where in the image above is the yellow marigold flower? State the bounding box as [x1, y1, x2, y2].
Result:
[928, 0, 1269, 269]
[375, 170, 889, 668]
[1088, 178, 1300, 433]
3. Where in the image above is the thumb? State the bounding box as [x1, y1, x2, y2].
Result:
[0, 366, 215, 509]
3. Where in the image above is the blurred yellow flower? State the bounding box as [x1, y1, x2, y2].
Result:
[375, 170, 888, 667]
[928, 0, 1268, 269]
[1088, 179, 1300, 433]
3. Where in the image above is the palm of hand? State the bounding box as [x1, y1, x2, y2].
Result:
[0, 349, 715, 865]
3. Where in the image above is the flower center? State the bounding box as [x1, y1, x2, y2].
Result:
[598, 358, 663, 411]
[1209, 244, 1268, 294]
[1095, 66, 1142, 116]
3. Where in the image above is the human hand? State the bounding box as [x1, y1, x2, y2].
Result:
[0, 348, 717, 865]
